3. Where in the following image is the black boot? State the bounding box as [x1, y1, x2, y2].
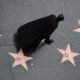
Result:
[45, 39, 54, 44]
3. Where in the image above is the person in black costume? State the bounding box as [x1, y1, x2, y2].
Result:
[14, 14, 64, 54]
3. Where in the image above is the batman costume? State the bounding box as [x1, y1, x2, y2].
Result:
[14, 14, 64, 53]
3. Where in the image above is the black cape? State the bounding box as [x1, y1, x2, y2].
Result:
[14, 14, 64, 52]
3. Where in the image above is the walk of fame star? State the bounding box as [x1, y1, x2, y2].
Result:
[74, 19, 80, 32]
[9, 49, 33, 70]
[57, 44, 80, 66]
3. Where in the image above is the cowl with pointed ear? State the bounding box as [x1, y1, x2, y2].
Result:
[57, 14, 64, 22]
[14, 14, 64, 55]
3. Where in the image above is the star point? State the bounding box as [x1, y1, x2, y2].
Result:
[74, 28, 80, 32]
[9, 49, 33, 70]
[57, 44, 80, 66]
[74, 19, 80, 32]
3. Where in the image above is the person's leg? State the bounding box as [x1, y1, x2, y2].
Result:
[44, 36, 54, 44]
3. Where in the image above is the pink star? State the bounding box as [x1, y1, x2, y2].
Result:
[9, 49, 33, 70]
[57, 44, 80, 66]
[74, 19, 80, 32]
